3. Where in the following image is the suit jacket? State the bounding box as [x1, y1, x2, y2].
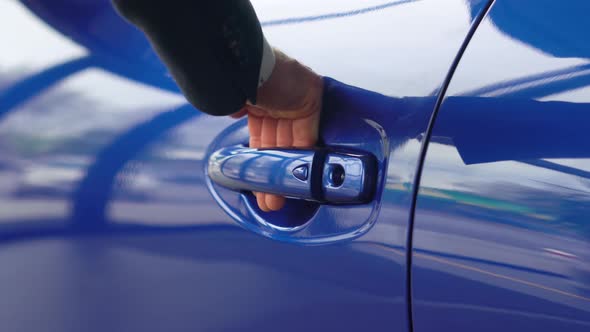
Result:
[112, 0, 266, 116]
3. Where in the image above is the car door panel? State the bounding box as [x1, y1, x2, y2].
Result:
[0, 0, 490, 331]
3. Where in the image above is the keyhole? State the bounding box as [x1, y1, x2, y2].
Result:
[329, 164, 345, 187]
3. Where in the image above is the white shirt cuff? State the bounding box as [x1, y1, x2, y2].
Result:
[258, 36, 275, 87]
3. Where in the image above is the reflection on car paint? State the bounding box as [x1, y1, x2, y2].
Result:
[412, 1, 590, 331]
[0, 0, 492, 331]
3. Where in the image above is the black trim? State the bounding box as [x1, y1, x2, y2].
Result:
[405, 1, 496, 331]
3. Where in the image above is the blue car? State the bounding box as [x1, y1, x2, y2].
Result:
[1, 0, 588, 331]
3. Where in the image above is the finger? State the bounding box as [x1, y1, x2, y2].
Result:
[266, 194, 286, 211]
[276, 118, 293, 147]
[272, 119, 294, 211]
[248, 114, 263, 148]
[259, 117, 279, 211]
[292, 111, 320, 148]
[245, 104, 267, 118]
[230, 108, 248, 119]
[256, 192, 270, 212]
[249, 115, 266, 210]
[261, 116, 278, 148]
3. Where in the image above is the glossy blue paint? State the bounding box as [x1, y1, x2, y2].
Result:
[412, 1, 590, 331]
[0, 0, 490, 331]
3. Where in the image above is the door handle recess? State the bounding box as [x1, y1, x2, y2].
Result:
[208, 146, 377, 204]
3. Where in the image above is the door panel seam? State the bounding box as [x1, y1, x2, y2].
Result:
[404, 1, 496, 332]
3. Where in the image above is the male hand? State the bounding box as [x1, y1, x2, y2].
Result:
[231, 50, 323, 212]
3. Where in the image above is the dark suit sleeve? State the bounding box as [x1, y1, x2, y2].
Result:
[112, 0, 271, 116]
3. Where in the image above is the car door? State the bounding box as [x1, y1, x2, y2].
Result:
[412, 1, 590, 331]
[0, 0, 489, 331]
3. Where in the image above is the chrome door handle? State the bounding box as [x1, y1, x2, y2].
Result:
[207, 146, 377, 204]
